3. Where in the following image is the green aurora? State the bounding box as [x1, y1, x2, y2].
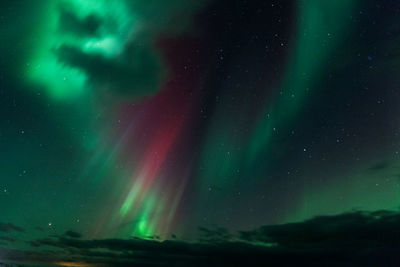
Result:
[1, 0, 400, 265]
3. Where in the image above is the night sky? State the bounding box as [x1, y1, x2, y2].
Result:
[1, 0, 400, 266]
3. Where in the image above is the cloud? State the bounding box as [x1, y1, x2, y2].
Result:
[1, 210, 400, 266]
[0, 223, 25, 233]
[239, 210, 400, 247]
[198, 226, 233, 242]
[62, 230, 83, 239]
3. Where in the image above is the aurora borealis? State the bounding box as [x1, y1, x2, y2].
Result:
[2, 0, 400, 265]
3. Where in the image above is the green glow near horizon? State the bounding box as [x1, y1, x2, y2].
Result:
[285, 165, 400, 223]
[134, 192, 157, 237]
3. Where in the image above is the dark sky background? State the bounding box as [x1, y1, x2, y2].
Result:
[1, 0, 400, 265]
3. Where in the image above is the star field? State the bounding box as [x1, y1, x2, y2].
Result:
[1, 0, 400, 265]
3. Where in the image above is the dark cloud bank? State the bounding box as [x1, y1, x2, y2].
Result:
[1, 210, 400, 266]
